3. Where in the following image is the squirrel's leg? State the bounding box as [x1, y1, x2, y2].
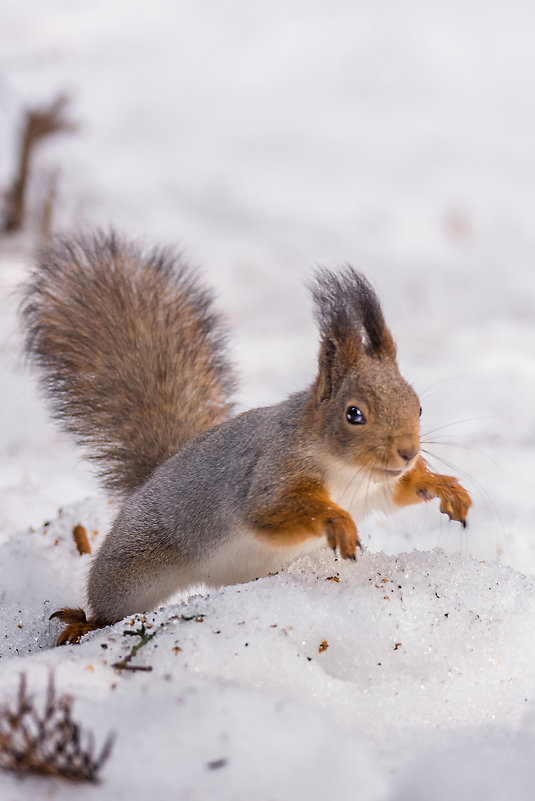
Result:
[393, 456, 472, 526]
[248, 481, 361, 559]
[49, 608, 102, 645]
[50, 529, 192, 645]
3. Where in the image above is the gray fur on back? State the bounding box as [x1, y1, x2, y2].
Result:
[87, 392, 313, 621]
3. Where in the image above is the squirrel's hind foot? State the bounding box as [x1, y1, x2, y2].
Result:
[49, 607, 102, 646]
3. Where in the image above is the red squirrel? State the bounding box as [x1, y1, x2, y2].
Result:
[20, 231, 471, 644]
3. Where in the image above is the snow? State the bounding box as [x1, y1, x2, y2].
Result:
[1, 1, 535, 798]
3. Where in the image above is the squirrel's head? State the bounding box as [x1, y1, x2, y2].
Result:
[308, 268, 421, 481]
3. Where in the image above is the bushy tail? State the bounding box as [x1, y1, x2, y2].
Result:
[20, 230, 237, 496]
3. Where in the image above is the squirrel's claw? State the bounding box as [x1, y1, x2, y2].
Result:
[396, 459, 472, 527]
[437, 478, 472, 527]
[325, 514, 360, 560]
[49, 607, 100, 646]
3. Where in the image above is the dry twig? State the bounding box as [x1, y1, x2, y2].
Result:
[3, 94, 76, 232]
[0, 673, 114, 782]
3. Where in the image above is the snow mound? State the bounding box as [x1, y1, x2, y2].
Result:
[2, 500, 535, 799]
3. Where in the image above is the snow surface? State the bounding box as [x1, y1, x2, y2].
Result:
[1, 1, 535, 798]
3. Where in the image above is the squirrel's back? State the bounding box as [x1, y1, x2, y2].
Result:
[20, 230, 237, 496]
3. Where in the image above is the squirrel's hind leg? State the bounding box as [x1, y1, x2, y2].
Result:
[51, 555, 192, 645]
[49, 608, 102, 645]
[86, 530, 196, 627]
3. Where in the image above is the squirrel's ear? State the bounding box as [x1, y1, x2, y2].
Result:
[314, 328, 361, 403]
[311, 266, 396, 385]
[369, 324, 397, 360]
[310, 267, 397, 402]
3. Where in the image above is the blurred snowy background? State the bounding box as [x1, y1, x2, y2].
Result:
[0, 1, 534, 799]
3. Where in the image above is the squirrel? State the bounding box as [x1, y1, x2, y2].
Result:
[20, 230, 472, 645]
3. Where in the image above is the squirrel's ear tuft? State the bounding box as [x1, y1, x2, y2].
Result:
[310, 267, 396, 401]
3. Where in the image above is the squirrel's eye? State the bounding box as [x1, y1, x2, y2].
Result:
[346, 406, 366, 425]
[419, 406, 422, 418]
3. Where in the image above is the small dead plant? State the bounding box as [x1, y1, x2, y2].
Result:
[0, 673, 114, 782]
[2, 93, 77, 233]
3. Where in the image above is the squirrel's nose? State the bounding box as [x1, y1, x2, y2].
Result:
[397, 445, 418, 463]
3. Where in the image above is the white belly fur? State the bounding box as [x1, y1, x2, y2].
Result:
[197, 530, 322, 588]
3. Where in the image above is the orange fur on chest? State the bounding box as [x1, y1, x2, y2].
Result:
[248, 481, 360, 558]
[249, 483, 335, 542]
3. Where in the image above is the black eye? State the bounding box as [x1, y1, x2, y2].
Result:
[346, 406, 366, 425]
[419, 406, 422, 418]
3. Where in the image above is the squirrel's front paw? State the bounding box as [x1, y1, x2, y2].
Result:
[435, 477, 472, 527]
[324, 513, 361, 559]
[397, 458, 472, 527]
